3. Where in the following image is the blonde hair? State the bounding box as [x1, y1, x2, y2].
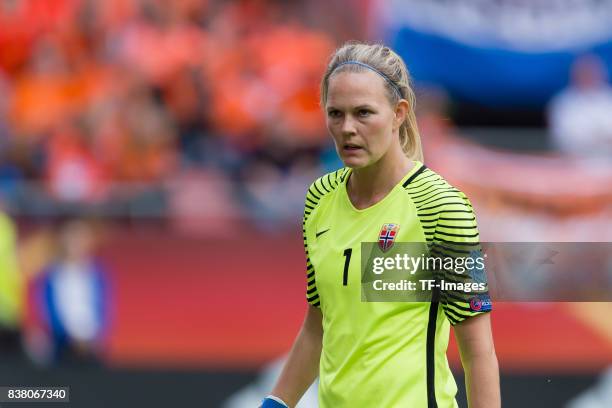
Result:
[320, 42, 424, 162]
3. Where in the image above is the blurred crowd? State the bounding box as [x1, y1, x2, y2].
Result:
[1, 0, 611, 384]
[0, 0, 363, 221]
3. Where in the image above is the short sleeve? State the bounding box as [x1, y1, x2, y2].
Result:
[430, 192, 492, 325]
[303, 184, 322, 308]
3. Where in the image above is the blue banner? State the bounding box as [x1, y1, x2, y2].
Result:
[380, 0, 612, 107]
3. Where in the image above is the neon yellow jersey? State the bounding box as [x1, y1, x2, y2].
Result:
[302, 162, 491, 408]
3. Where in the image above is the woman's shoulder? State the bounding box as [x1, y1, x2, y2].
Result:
[403, 165, 474, 208]
[305, 167, 350, 203]
[404, 164, 453, 190]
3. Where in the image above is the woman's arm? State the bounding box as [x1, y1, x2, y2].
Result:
[269, 304, 323, 407]
[454, 313, 501, 408]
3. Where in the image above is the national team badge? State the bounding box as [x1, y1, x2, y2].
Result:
[378, 223, 400, 252]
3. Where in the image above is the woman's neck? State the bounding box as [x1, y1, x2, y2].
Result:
[347, 149, 415, 210]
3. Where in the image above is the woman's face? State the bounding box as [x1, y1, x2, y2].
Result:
[325, 70, 401, 169]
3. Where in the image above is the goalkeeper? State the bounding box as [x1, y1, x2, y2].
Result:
[262, 42, 500, 408]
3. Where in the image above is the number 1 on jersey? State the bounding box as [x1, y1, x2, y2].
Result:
[342, 248, 352, 286]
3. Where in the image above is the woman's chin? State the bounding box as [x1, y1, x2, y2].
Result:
[339, 149, 374, 168]
[342, 158, 369, 169]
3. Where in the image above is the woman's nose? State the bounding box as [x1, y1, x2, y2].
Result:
[341, 115, 357, 136]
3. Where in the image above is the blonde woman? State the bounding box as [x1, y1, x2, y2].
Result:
[261, 42, 500, 408]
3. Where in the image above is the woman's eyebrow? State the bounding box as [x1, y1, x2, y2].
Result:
[354, 104, 375, 110]
[326, 103, 376, 111]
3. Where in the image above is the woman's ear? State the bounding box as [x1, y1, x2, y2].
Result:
[393, 99, 410, 131]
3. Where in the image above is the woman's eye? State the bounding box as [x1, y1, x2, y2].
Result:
[358, 109, 371, 117]
[328, 110, 342, 118]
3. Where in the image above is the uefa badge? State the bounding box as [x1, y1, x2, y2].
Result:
[378, 223, 400, 252]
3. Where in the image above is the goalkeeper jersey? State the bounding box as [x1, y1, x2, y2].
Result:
[302, 161, 491, 408]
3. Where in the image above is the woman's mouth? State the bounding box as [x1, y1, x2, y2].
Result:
[343, 144, 363, 152]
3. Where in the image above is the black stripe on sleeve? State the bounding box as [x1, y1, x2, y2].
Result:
[438, 216, 475, 221]
[305, 196, 318, 206]
[429, 244, 472, 256]
[406, 175, 442, 191]
[339, 168, 349, 182]
[434, 230, 479, 239]
[312, 181, 325, 197]
[325, 173, 333, 191]
[413, 191, 460, 205]
[445, 312, 459, 325]
[402, 164, 428, 187]
[407, 180, 447, 194]
[307, 187, 320, 201]
[418, 209, 474, 217]
[442, 300, 473, 312]
[318, 178, 330, 194]
[441, 290, 470, 303]
[408, 182, 445, 198]
[444, 305, 473, 322]
[435, 223, 478, 230]
[418, 201, 469, 212]
[411, 186, 458, 201]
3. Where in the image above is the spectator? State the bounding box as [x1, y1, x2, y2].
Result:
[548, 54, 612, 158]
[28, 219, 111, 365]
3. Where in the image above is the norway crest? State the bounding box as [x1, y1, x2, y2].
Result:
[378, 223, 400, 252]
